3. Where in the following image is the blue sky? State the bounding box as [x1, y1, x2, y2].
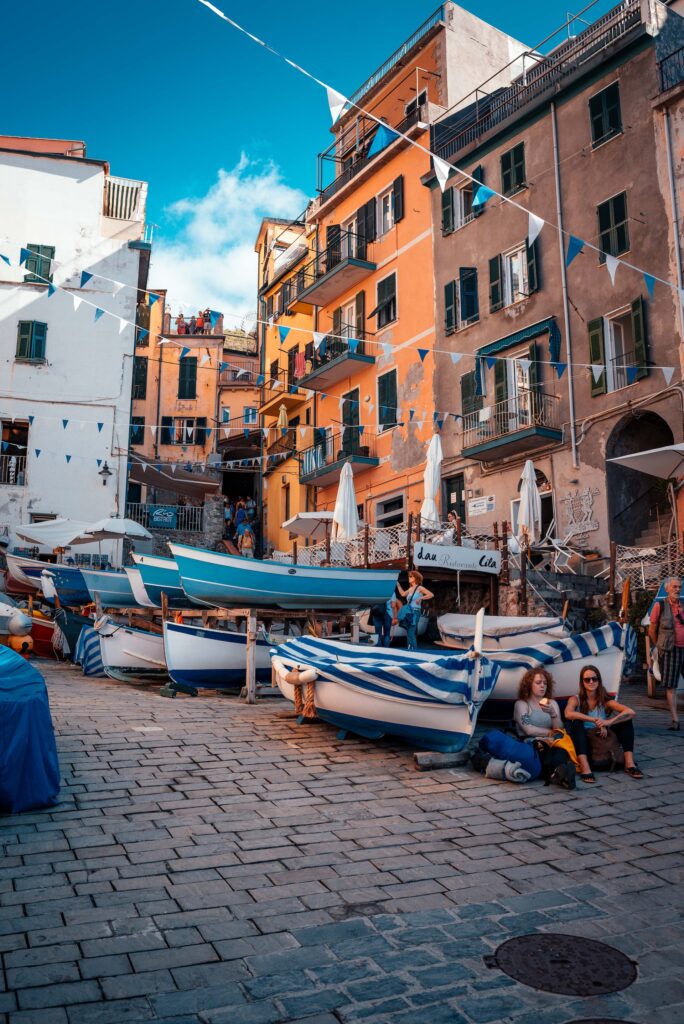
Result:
[4, 0, 614, 314]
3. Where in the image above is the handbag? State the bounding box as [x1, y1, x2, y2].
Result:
[548, 729, 580, 769]
[397, 587, 418, 626]
[587, 727, 625, 771]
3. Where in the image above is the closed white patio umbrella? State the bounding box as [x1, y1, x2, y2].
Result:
[518, 459, 542, 546]
[420, 433, 443, 526]
[331, 463, 360, 541]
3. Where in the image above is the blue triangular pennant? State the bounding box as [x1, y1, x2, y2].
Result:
[19, 247, 31, 265]
[348, 337, 360, 354]
[433, 411, 439, 421]
[180, 347, 190, 359]
[643, 273, 656, 299]
[80, 271, 93, 288]
[209, 310, 221, 328]
[565, 235, 585, 267]
[289, 385, 298, 394]
[62, 419, 69, 429]
[34, 449, 41, 458]
[0, 254, 10, 266]
[436, 419, 444, 430]
[555, 362, 567, 379]
[320, 393, 327, 401]
[409, 409, 415, 421]
[417, 349, 429, 362]
[65, 454, 72, 463]
[148, 292, 160, 307]
[472, 185, 495, 209]
[47, 283, 56, 297]
[94, 307, 105, 322]
[97, 422, 104, 432]
[96, 459, 102, 467]
[626, 365, 640, 385]
[245, 429, 251, 439]
[486, 356, 497, 370]
[1, 442, 7, 452]
[256, 373, 264, 386]
[367, 123, 400, 158]
[319, 340, 327, 358]
[28, 415, 34, 425]
[278, 326, 291, 344]
[138, 329, 149, 341]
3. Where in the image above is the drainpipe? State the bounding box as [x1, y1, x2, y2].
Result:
[663, 108, 684, 343]
[551, 101, 579, 469]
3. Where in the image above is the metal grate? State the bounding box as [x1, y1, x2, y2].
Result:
[485, 934, 637, 996]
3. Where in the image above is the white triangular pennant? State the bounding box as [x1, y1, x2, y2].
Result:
[450, 352, 463, 365]
[434, 157, 451, 193]
[200, 353, 211, 366]
[313, 332, 326, 351]
[73, 295, 83, 311]
[528, 212, 545, 245]
[367, 403, 374, 414]
[479, 407, 491, 423]
[118, 319, 128, 335]
[299, 426, 306, 439]
[661, 366, 675, 385]
[382, 343, 392, 359]
[150, 425, 157, 438]
[170, 464, 177, 474]
[326, 86, 347, 124]
[111, 281, 125, 294]
[518, 358, 532, 375]
[591, 364, 605, 382]
[605, 254, 620, 285]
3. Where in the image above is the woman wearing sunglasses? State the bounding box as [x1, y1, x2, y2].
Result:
[565, 665, 643, 783]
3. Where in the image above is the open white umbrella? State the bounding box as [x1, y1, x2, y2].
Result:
[608, 444, 684, 479]
[331, 463, 360, 541]
[282, 511, 334, 542]
[420, 433, 443, 526]
[82, 517, 153, 542]
[15, 518, 95, 549]
[518, 459, 542, 546]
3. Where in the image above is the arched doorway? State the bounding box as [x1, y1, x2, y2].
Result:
[606, 412, 674, 545]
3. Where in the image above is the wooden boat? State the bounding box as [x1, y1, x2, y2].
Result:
[30, 614, 57, 659]
[94, 615, 167, 684]
[438, 613, 569, 650]
[80, 569, 137, 609]
[131, 553, 195, 608]
[5, 553, 58, 591]
[123, 567, 157, 608]
[23, 564, 91, 606]
[163, 620, 272, 691]
[272, 619, 494, 753]
[169, 542, 399, 611]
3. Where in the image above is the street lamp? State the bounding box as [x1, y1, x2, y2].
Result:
[98, 461, 113, 486]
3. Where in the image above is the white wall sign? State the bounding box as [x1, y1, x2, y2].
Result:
[413, 542, 501, 575]
[468, 495, 495, 517]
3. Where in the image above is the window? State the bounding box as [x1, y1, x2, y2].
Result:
[378, 369, 398, 432]
[133, 355, 148, 400]
[460, 370, 483, 417]
[441, 181, 475, 235]
[492, 343, 539, 433]
[445, 268, 479, 333]
[24, 244, 54, 284]
[589, 82, 621, 146]
[283, 484, 291, 523]
[160, 416, 208, 445]
[376, 493, 405, 529]
[368, 273, 397, 330]
[221, 407, 231, 423]
[378, 188, 394, 235]
[1, 420, 28, 486]
[588, 297, 648, 395]
[178, 357, 198, 399]
[130, 417, 145, 446]
[489, 240, 539, 311]
[244, 406, 257, 424]
[597, 192, 629, 261]
[16, 321, 47, 361]
[500, 143, 525, 195]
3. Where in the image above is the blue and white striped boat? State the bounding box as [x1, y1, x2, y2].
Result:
[272, 633, 498, 752]
[163, 620, 272, 691]
[80, 568, 138, 609]
[169, 543, 399, 611]
[131, 553, 195, 608]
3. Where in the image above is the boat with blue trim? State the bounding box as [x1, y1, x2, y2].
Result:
[169, 543, 399, 611]
[23, 564, 91, 606]
[163, 620, 272, 691]
[80, 568, 138, 608]
[131, 553, 195, 608]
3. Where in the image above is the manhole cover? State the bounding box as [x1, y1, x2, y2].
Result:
[485, 934, 637, 996]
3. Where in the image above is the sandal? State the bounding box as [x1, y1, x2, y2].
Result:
[580, 772, 596, 784]
[624, 765, 644, 779]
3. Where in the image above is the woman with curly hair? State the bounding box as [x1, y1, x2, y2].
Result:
[514, 668, 575, 789]
[565, 664, 643, 783]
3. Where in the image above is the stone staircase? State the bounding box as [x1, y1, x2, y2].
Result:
[511, 563, 609, 631]
[629, 511, 672, 550]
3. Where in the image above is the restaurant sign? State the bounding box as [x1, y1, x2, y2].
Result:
[149, 505, 178, 529]
[413, 542, 501, 575]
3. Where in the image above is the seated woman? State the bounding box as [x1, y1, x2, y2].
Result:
[514, 668, 576, 789]
[565, 665, 643, 783]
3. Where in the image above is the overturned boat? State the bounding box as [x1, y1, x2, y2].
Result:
[163, 619, 272, 692]
[169, 543, 399, 610]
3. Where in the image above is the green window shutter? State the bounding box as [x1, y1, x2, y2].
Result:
[378, 370, 397, 429]
[16, 321, 32, 358]
[133, 355, 148, 399]
[32, 321, 48, 360]
[444, 281, 457, 333]
[501, 150, 512, 194]
[605, 83, 621, 135]
[326, 224, 341, 270]
[459, 268, 478, 322]
[365, 198, 377, 243]
[355, 204, 367, 258]
[355, 290, 365, 338]
[441, 189, 454, 234]
[460, 370, 482, 417]
[160, 416, 173, 444]
[526, 238, 539, 294]
[513, 144, 525, 189]
[588, 318, 607, 396]
[266, 295, 273, 319]
[332, 306, 342, 340]
[489, 255, 503, 312]
[631, 296, 648, 381]
[196, 416, 208, 445]
[528, 341, 539, 391]
[178, 357, 197, 399]
[393, 176, 404, 223]
[472, 165, 485, 217]
[494, 357, 508, 407]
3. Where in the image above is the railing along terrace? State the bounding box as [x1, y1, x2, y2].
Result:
[434, 0, 640, 160]
[609, 349, 637, 392]
[461, 390, 560, 449]
[126, 502, 204, 533]
[300, 429, 378, 478]
[296, 229, 376, 292]
[165, 312, 224, 337]
[348, 5, 444, 105]
[260, 367, 302, 406]
[309, 326, 369, 372]
[660, 46, 684, 92]
[217, 416, 260, 439]
[219, 360, 258, 386]
[0, 453, 26, 486]
[266, 429, 297, 458]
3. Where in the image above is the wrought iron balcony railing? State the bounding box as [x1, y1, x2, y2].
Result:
[660, 45, 684, 92]
[462, 390, 561, 452]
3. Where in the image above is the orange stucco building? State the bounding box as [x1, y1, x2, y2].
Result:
[285, 3, 527, 530]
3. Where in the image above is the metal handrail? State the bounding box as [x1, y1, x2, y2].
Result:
[348, 5, 444, 105]
[659, 45, 684, 92]
[300, 429, 378, 478]
[462, 389, 560, 449]
[296, 229, 376, 294]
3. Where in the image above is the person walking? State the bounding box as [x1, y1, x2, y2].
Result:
[392, 570, 433, 652]
[648, 576, 684, 729]
[238, 524, 256, 558]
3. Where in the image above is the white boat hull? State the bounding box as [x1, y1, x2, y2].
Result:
[95, 617, 167, 683]
[438, 613, 568, 651]
[163, 620, 272, 690]
[487, 644, 624, 707]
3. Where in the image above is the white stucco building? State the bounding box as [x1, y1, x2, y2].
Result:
[0, 136, 150, 556]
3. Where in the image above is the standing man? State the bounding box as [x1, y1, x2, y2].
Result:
[649, 576, 684, 729]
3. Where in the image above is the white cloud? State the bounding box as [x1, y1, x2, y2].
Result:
[149, 154, 307, 322]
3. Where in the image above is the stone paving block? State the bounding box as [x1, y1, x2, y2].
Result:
[17, 980, 101, 1011]
[65, 996, 156, 1024]
[200, 1001, 282, 1024]
[100, 969, 176, 999]
[8, 1008, 69, 1024]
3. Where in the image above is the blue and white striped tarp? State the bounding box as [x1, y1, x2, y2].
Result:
[274, 636, 500, 708]
[74, 626, 105, 677]
[477, 622, 635, 674]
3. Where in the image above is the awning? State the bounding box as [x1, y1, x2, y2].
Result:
[128, 455, 221, 500]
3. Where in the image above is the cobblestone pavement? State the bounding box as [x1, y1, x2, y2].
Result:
[2, 661, 684, 1024]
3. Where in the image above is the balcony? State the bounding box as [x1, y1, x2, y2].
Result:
[259, 369, 308, 416]
[299, 429, 379, 486]
[292, 230, 376, 308]
[0, 453, 26, 486]
[126, 502, 203, 533]
[298, 329, 375, 389]
[219, 359, 258, 387]
[462, 390, 562, 461]
[217, 416, 262, 459]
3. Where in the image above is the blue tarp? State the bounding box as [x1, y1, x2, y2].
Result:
[0, 647, 60, 813]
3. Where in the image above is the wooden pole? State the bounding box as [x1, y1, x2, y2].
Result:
[501, 520, 509, 585]
[293, 540, 298, 565]
[608, 541, 616, 608]
[245, 608, 257, 703]
[160, 591, 169, 622]
[406, 513, 413, 569]
[493, 521, 500, 551]
[456, 515, 462, 546]
[520, 543, 528, 615]
[364, 523, 370, 568]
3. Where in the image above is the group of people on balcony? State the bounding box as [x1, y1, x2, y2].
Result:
[174, 310, 214, 336]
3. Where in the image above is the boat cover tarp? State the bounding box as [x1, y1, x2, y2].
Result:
[439, 613, 565, 641]
[55, 609, 92, 659]
[273, 636, 500, 706]
[0, 647, 60, 813]
[74, 627, 106, 676]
